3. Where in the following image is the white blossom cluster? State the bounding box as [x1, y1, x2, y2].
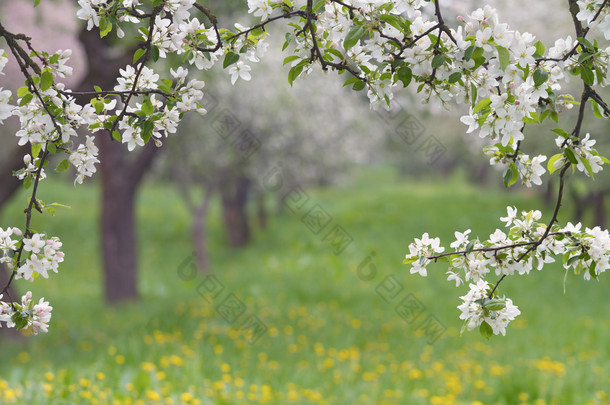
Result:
[406, 206, 610, 335]
[0, 228, 55, 334]
[457, 279, 521, 336]
[0, 292, 52, 335]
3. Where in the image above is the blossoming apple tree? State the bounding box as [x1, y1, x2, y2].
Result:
[1, 0, 609, 337]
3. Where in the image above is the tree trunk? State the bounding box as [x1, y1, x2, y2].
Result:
[256, 192, 267, 229]
[593, 191, 606, 228]
[0, 146, 28, 339]
[220, 172, 251, 247]
[193, 186, 213, 272]
[99, 135, 158, 303]
[0, 147, 28, 208]
[76, 27, 159, 303]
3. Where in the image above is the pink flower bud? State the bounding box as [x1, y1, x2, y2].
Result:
[57, 252, 65, 258]
[25, 291, 32, 300]
[482, 19, 488, 25]
[509, 82, 515, 89]
[457, 16, 464, 22]
[515, 100, 520, 105]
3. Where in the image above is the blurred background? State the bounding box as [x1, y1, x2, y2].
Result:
[0, 1, 609, 404]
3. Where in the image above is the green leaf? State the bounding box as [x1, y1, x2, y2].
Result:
[472, 97, 491, 115]
[17, 86, 30, 98]
[522, 111, 540, 124]
[470, 83, 477, 108]
[448, 72, 462, 84]
[112, 130, 121, 142]
[133, 48, 146, 64]
[552, 128, 570, 138]
[547, 153, 564, 174]
[55, 159, 70, 173]
[396, 66, 412, 87]
[484, 299, 506, 311]
[581, 66, 594, 86]
[463, 45, 476, 61]
[496, 45, 510, 70]
[23, 175, 33, 189]
[479, 321, 493, 339]
[465, 241, 474, 253]
[591, 100, 604, 119]
[380, 14, 404, 32]
[150, 46, 160, 62]
[141, 98, 154, 115]
[47, 142, 56, 154]
[19, 93, 33, 106]
[352, 80, 366, 91]
[287, 65, 303, 86]
[577, 37, 593, 50]
[564, 148, 578, 165]
[31, 143, 42, 159]
[343, 25, 366, 51]
[534, 40, 546, 57]
[223, 52, 240, 69]
[99, 19, 112, 38]
[431, 54, 445, 68]
[581, 154, 595, 178]
[503, 164, 518, 188]
[40, 69, 53, 91]
[403, 256, 418, 265]
[283, 55, 300, 66]
[533, 69, 548, 87]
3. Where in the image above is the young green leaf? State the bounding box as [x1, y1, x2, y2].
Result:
[533, 69, 548, 87]
[343, 25, 366, 51]
[223, 52, 240, 69]
[55, 159, 70, 173]
[496, 46, 510, 70]
[480, 321, 493, 339]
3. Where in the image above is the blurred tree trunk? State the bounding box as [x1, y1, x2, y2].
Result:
[192, 186, 213, 271]
[256, 191, 267, 229]
[76, 27, 159, 303]
[593, 191, 607, 228]
[220, 170, 251, 247]
[0, 146, 28, 339]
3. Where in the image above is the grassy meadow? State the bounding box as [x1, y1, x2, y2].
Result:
[0, 167, 608, 405]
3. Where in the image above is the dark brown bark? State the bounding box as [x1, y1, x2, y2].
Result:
[98, 135, 158, 302]
[0, 146, 28, 208]
[76, 27, 159, 303]
[220, 171, 251, 247]
[0, 146, 28, 339]
[256, 192, 267, 229]
[193, 186, 213, 272]
[593, 191, 606, 228]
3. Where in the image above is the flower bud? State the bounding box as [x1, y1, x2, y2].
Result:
[457, 16, 464, 22]
[12, 227, 22, 236]
[23, 155, 31, 165]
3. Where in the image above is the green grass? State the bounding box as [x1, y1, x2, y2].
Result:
[0, 167, 609, 405]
